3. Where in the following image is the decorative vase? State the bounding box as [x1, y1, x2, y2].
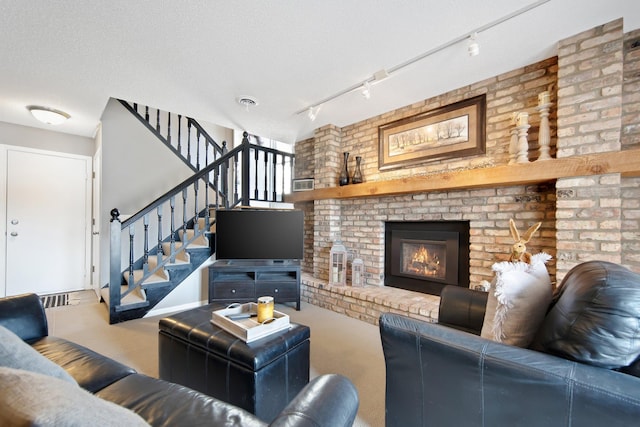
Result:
[352, 156, 363, 184]
[339, 152, 350, 186]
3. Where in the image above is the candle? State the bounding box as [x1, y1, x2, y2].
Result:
[538, 91, 550, 106]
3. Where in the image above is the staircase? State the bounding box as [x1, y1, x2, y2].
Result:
[103, 101, 294, 323]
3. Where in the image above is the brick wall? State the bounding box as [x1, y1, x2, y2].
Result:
[622, 29, 640, 271]
[293, 18, 639, 323]
[555, 19, 625, 280]
[296, 57, 559, 288]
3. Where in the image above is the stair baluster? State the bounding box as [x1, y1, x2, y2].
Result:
[272, 152, 278, 202]
[182, 188, 188, 243]
[157, 207, 163, 266]
[167, 112, 171, 145]
[196, 129, 201, 170]
[264, 150, 270, 200]
[255, 148, 261, 200]
[143, 214, 149, 276]
[193, 180, 199, 235]
[177, 115, 182, 154]
[204, 174, 210, 227]
[128, 224, 135, 290]
[169, 197, 176, 264]
[187, 121, 192, 164]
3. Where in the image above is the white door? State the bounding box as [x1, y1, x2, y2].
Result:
[5, 147, 91, 296]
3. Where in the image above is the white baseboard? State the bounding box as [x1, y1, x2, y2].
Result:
[145, 300, 208, 318]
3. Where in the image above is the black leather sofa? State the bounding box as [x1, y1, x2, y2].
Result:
[380, 261, 640, 427]
[0, 293, 359, 427]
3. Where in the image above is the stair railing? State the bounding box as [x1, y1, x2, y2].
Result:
[118, 99, 226, 174]
[108, 132, 295, 314]
[109, 144, 238, 312]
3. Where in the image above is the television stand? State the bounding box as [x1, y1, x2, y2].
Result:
[208, 260, 301, 310]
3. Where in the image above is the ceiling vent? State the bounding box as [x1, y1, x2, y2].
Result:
[237, 96, 259, 111]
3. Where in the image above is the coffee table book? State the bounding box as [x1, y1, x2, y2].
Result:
[211, 303, 291, 343]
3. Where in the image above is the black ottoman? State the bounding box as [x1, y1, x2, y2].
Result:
[158, 303, 310, 422]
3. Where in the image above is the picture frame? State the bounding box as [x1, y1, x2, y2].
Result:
[378, 94, 486, 170]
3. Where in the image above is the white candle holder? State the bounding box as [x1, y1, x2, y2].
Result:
[516, 124, 531, 163]
[536, 103, 553, 161]
[508, 112, 519, 165]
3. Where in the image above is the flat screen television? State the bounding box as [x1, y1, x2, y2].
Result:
[215, 209, 304, 261]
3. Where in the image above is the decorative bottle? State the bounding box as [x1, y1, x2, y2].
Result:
[352, 156, 363, 184]
[339, 152, 350, 186]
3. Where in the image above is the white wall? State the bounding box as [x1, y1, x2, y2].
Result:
[0, 121, 95, 156]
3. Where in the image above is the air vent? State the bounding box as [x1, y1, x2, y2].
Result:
[237, 96, 259, 111]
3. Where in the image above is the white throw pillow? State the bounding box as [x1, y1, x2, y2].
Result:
[0, 367, 149, 426]
[481, 253, 552, 347]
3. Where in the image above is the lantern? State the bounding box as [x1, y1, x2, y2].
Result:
[352, 257, 364, 287]
[329, 241, 347, 286]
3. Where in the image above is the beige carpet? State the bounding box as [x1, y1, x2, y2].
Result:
[45, 296, 385, 427]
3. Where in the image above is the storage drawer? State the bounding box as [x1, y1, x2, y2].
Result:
[211, 282, 255, 299]
[260, 283, 297, 300]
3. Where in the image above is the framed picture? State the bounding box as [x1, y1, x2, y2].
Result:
[378, 94, 486, 170]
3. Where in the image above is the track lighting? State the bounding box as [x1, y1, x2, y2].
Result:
[468, 32, 480, 56]
[296, 1, 550, 117]
[307, 106, 319, 121]
[27, 105, 70, 125]
[361, 82, 371, 99]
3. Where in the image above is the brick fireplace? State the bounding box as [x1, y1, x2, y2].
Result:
[291, 19, 640, 326]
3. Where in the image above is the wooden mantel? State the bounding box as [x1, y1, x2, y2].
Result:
[285, 149, 640, 203]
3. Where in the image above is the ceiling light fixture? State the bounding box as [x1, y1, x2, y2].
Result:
[295, 0, 550, 117]
[27, 105, 70, 125]
[468, 32, 480, 56]
[237, 96, 259, 112]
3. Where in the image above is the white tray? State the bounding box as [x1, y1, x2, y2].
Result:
[210, 302, 290, 343]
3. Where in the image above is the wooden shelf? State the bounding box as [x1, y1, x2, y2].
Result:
[285, 149, 640, 203]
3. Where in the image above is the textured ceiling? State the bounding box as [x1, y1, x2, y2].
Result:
[1, 0, 639, 144]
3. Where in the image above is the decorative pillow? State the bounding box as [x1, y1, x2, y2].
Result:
[481, 253, 552, 347]
[0, 367, 150, 426]
[534, 260, 640, 369]
[0, 325, 76, 384]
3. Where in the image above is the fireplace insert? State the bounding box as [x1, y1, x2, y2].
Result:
[384, 221, 470, 296]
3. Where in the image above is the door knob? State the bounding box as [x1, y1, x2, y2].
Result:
[10, 231, 18, 237]
[11, 219, 19, 225]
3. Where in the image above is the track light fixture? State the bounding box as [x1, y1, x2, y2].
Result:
[361, 82, 371, 99]
[307, 106, 320, 121]
[468, 32, 480, 56]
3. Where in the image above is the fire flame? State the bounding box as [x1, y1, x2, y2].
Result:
[408, 245, 440, 276]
